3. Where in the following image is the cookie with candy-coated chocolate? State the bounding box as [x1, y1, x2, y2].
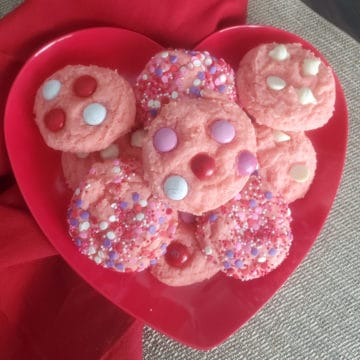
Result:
[236, 43, 336, 131]
[150, 212, 220, 286]
[34, 65, 136, 152]
[135, 49, 236, 126]
[61, 129, 145, 190]
[255, 125, 317, 203]
[196, 175, 293, 281]
[142, 98, 257, 215]
[67, 158, 177, 272]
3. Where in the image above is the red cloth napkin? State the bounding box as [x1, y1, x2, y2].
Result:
[0, 0, 247, 358]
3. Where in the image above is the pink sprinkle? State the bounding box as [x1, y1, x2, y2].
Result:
[79, 232, 88, 239]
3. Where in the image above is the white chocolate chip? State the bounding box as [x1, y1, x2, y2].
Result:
[100, 144, 119, 160]
[131, 129, 145, 148]
[296, 87, 317, 105]
[289, 164, 310, 182]
[303, 58, 321, 76]
[269, 44, 290, 61]
[273, 130, 291, 143]
[266, 76, 286, 90]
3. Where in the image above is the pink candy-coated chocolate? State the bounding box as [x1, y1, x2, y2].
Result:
[153, 127, 178, 152]
[210, 119, 235, 144]
[237, 150, 258, 176]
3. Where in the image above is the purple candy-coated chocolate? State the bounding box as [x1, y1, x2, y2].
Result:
[223, 261, 231, 269]
[209, 213, 218, 222]
[269, 248, 277, 256]
[249, 199, 257, 208]
[225, 250, 234, 258]
[153, 127, 178, 152]
[265, 191, 273, 200]
[132, 192, 140, 202]
[148, 225, 157, 234]
[210, 119, 235, 144]
[237, 151, 258, 176]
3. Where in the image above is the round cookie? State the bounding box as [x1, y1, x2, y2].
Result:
[150, 213, 220, 286]
[61, 129, 145, 190]
[67, 158, 178, 272]
[135, 49, 236, 126]
[255, 125, 317, 203]
[34, 65, 136, 152]
[196, 175, 293, 281]
[236, 43, 336, 131]
[142, 98, 257, 215]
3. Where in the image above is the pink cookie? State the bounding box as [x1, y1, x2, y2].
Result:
[142, 98, 257, 215]
[67, 159, 178, 272]
[135, 49, 236, 126]
[34, 65, 136, 152]
[150, 213, 220, 286]
[255, 125, 317, 203]
[196, 175, 293, 281]
[61, 129, 145, 190]
[236, 43, 336, 131]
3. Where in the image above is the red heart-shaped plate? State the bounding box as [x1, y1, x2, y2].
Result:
[4, 26, 347, 349]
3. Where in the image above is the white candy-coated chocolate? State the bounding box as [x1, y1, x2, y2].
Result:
[131, 129, 145, 148]
[266, 76, 286, 90]
[100, 144, 120, 160]
[296, 87, 317, 105]
[268, 45, 290, 61]
[303, 58, 321, 76]
[272, 130, 291, 143]
[83, 103, 107, 125]
[289, 164, 310, 182]
[42, 79, 61, 100]
[163, 175, 188, 200]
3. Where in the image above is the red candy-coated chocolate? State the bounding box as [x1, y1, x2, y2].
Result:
[165, 241, 191, 268]
[73, 75, 97, 97]
[190, 153, 216, 180]
[44, 108, 66, 132]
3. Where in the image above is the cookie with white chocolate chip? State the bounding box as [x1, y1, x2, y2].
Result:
[255, 124, 317, 203]
[236, 43, 336, 131]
